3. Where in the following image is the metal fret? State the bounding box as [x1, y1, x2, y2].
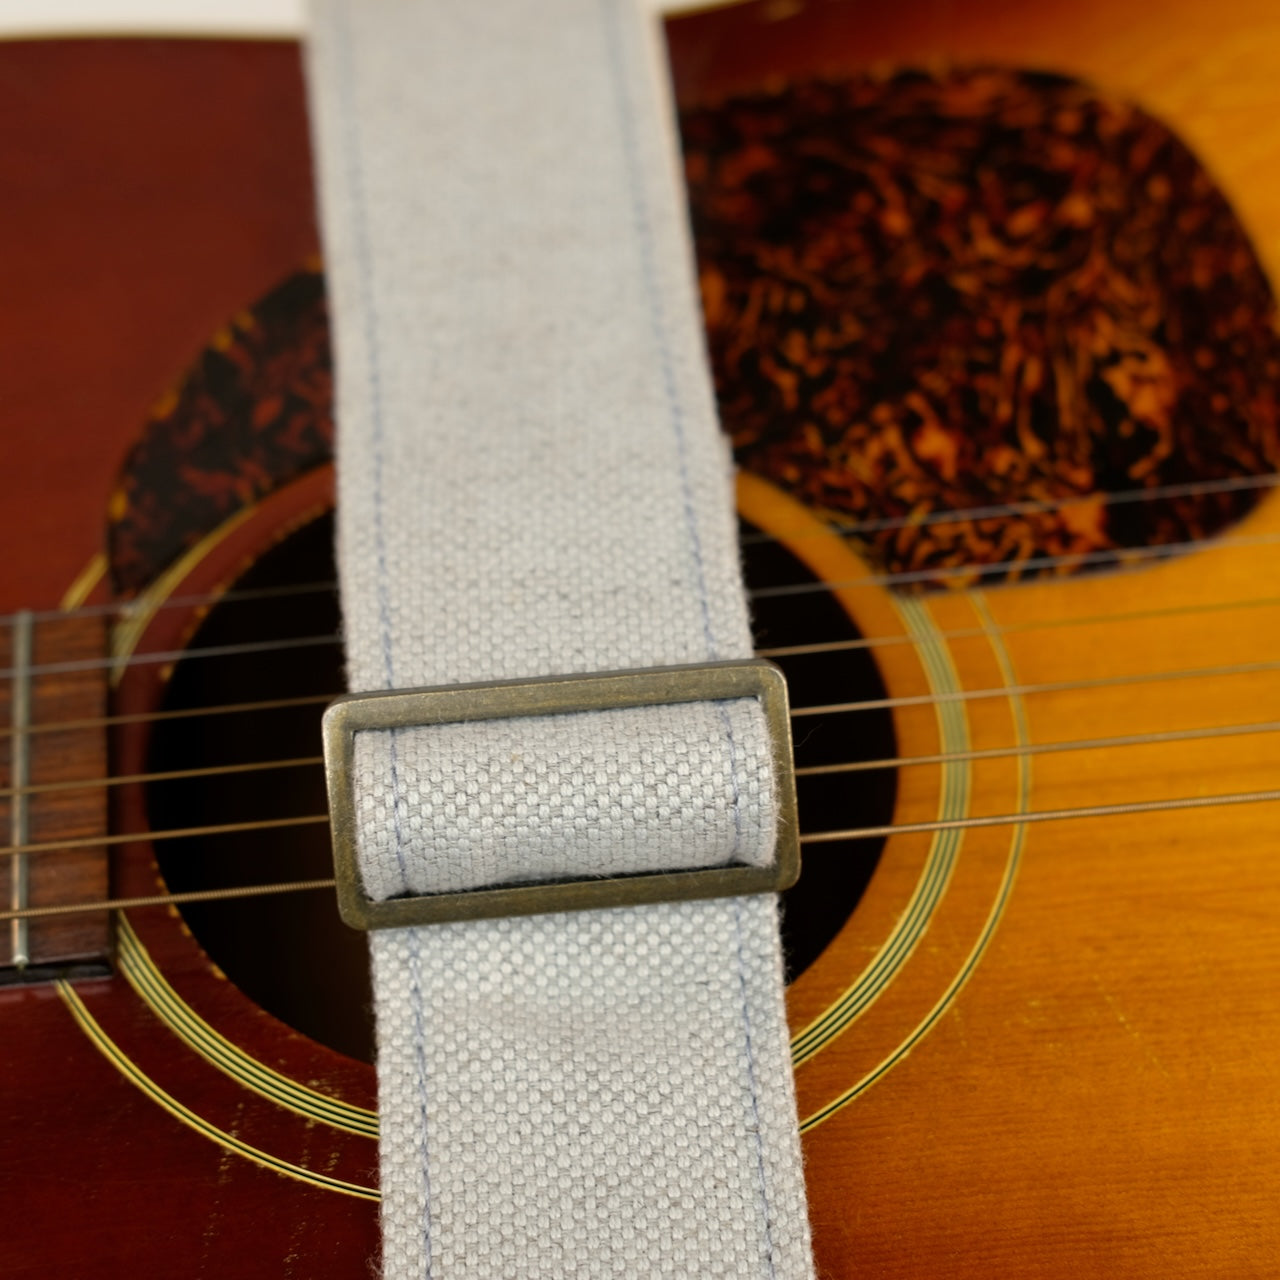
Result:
[8, 611, 33, 968]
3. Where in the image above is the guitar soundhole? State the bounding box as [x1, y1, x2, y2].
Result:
[147, 511, 896, 1062]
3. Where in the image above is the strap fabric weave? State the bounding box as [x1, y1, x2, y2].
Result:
[307, 0, 816, 1274]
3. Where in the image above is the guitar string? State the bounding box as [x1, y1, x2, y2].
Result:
[4, 649, 1279, 743]
[0, 878, 340, 922]
[5, 585, 1280, 684]
[756, 592, 1280, 658]
[0, 579, 337, 628]
[7, 673, 1280, 856]
[0, 753, 326, 799]
[801, 788, 1280, 844]
[1, 470, 1275, 632]
[737, 471, 1280, 545]
[3, 481, 1273, 894]
[0, 692, 333, 741]
[790, 656, 1280, 718]
[0, 632, 342, 681]
[747, 528, 1280, 600]
[0, 813, 331, 858]
[794, 717, 1280, 776]
[5, 785, 1280, 922]
[4, 715, 1279, 801]
[3, 651, 1278, 746]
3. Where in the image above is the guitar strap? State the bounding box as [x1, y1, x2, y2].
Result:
[307, 2, 815, 1276]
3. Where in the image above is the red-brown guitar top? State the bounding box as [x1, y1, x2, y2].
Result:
[5, 4, 1280, 1275]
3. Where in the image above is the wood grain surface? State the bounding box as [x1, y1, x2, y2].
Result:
[3, 7, 1280, 1277]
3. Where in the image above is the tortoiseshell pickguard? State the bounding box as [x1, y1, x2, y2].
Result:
[108, 68, 1280, 595]
[683, 67, 1280, 587]
[107, 268, 333, 597]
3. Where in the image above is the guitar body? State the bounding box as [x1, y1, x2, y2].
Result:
[3, 7, 1280, 1276]
[0, 40, 383, 1279]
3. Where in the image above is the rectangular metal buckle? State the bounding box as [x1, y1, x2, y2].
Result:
[322, 659, 800, 930]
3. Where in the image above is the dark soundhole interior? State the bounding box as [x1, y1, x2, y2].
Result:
[148, 512, 897, 1062]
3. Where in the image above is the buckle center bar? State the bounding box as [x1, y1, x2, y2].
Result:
[323, 659, 800, 930]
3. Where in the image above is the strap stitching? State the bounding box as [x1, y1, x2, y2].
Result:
[600, 2, 775, 1271]
[597, 0, 721, 663]
[338, 2, 779, 1270]
[332, 0, 412, 895]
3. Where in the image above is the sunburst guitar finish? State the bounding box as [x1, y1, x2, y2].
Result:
[3, 6, 1280, 1277]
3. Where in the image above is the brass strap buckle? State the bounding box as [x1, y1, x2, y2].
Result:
[322, 659, 800, 930]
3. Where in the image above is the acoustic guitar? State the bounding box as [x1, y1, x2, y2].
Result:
[4, 3, 1280, 1275]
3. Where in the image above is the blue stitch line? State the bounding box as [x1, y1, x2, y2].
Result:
[600, 0, 750, 882]
[597, 0, 720, 662]
[408, 930, 435, 1280]
[333, 3, 410, 894]
[600, 21, 772, 1268]
[732, 899, 781, 1279]
[331, 3, 399, 692]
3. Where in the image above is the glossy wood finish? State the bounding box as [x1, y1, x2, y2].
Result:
[675, 4, 1280, 1273]
[0, 39, 380, 1279]
[0, 37, 319, 616]
[742, 474, 1280, 1277]
[4, 12, 1280, 1279]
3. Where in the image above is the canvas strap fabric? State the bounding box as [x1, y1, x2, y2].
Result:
[306, 1, 816, 1275]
